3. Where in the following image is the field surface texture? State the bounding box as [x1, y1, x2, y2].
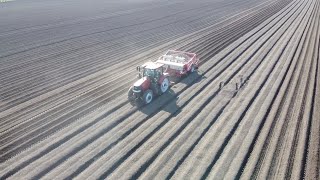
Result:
[0, 0, 319, 179]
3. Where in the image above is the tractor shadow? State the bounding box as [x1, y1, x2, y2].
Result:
[138, 71, 206, 117]
[139, 89, 180, 116]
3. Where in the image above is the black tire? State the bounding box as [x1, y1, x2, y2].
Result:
[160, 78, 170, 93]
[128, 86, 137, 106]
[189, 65, 195, 73]
[135, 98, 144, 107]
[143, 89, 153, 104]
[128, 86, 135, 100]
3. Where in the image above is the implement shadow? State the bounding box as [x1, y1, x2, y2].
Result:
[170, 70, 206, 85]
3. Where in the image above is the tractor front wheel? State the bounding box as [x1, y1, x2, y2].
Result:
[143, 90, 153, 104]
[128, 86, 135, 100]
[128, 86, 136, 105]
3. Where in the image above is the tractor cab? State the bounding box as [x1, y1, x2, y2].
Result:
[138, 62, 165, 81]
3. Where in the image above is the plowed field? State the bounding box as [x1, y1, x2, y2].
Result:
[0, 0, 319, 179]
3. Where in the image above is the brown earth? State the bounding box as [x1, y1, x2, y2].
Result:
[0, 0, 319, 179]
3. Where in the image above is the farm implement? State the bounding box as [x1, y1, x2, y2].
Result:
[128, 50, 199, 106]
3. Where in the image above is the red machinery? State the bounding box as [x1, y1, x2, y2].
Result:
[157, 50, 199, 77]
[128, 50, 199, 105]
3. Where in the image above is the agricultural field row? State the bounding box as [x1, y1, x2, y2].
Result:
[0, 0, 319, 179]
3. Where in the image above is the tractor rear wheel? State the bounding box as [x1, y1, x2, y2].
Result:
[189, 65, 195, 73]
[143, 90, 153, 104]
[160, 78, 169, 93]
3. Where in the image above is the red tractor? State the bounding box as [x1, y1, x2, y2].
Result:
[128, 62, 170, 105]
[128, 50, 199, 106]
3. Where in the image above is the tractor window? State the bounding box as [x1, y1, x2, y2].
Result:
[144, 68, 155, 77]
[155, 69, 161, 79]
[156, 68, 162, 75]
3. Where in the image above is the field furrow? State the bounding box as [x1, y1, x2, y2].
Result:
[1, 0, 319, 179]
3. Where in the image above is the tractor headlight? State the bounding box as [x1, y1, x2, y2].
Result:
[133, 86, 141, 93]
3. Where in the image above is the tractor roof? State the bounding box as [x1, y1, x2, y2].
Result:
[141, 61, 164, 69]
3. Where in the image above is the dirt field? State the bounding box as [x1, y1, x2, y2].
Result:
[0, 0, 319, 179]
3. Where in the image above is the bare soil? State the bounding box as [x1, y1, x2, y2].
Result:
[0, 0, 319, 179]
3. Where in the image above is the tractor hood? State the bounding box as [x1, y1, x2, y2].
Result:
[134, 77, 148, 87]
[133, 77, 150, 92]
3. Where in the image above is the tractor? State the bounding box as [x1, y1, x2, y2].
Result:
[128, 61, 170, 106]
[128, 50, 199, 106]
